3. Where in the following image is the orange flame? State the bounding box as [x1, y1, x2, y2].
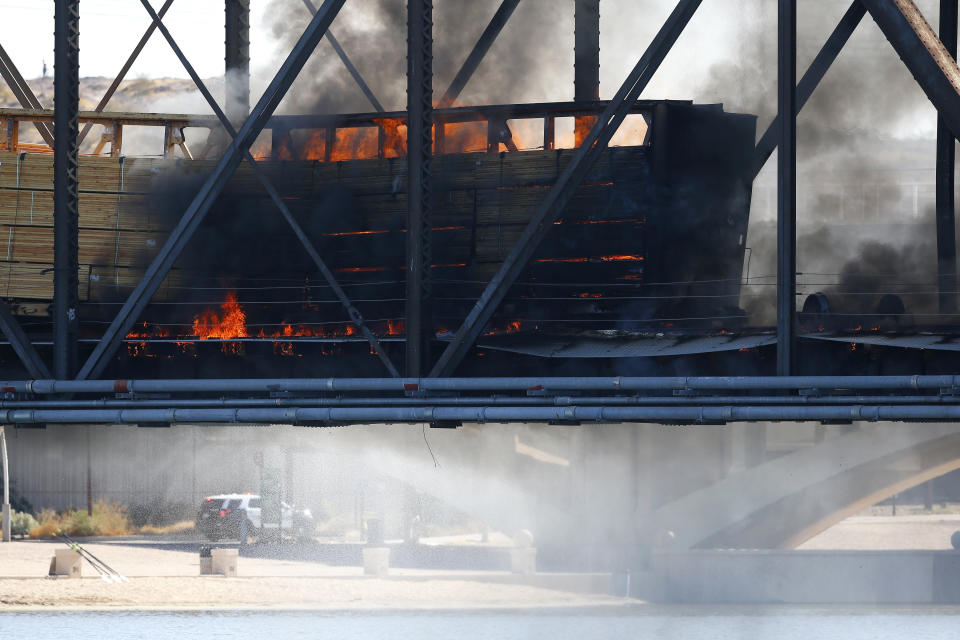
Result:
[374, 118, 407, 158]
[190, 292, 248, 355]
[574, 116, 598, 148]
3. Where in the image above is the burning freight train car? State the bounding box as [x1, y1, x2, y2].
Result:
[0, 100, 756, 377]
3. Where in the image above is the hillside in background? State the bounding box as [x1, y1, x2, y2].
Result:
[1, 76, 214, 152]
[0, 76, 202, 112]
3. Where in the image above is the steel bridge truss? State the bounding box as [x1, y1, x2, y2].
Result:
[0, 0, 959, 425]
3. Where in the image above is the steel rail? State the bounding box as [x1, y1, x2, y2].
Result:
[76, 0, 348, 381]
[0, 395, 959, 411]
[0, 100, 656, 130]
[136, 0, 399, 377]
[7, 405, 960, 425]
[11, 375, 960, 395]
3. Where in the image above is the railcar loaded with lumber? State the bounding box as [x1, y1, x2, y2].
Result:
[0, 100, 755, 373]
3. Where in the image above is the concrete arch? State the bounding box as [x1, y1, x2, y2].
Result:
[644, 423, 960, 550]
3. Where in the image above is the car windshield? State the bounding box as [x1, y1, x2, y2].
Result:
[226, 499, 242, 510]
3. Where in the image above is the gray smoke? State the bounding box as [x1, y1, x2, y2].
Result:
[262, 0, 571, 115]
[719, 0, 952, 324]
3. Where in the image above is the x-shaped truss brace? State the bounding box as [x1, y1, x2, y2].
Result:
[132, 0, 400, 377]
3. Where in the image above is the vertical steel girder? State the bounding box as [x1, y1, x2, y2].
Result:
[77, 0, 348, 381]
[574, 0, 601, 147]
[136, 0, 399, 377]
[226, 0, 251, 124]
[77, 0, 176, 146]
[54, 0, 80, 380]
[777, 0, 797, 377]
[574, 0, 601, 102]
[302, 0, 385, 113]
[438, 0, 522, 108]
[752, 1, 865, 178]
[937, 0, 958, 314]
[861, 0, 960, 140]
[406, 0, 434, 377]
[430, 0, 703, 377]
[0, 43, 55, 147]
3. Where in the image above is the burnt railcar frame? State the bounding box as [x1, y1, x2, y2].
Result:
[0, 1, 958, 423]
[75, 0, 350, 380]
[136, 0, 400, 377]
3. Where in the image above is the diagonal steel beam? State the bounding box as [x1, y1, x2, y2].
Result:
[438, 0, 521, 108]
[138, 0, 400, 377]
[0, 300, 50, 379]
[0, 42, 55, 147]
[77, 0, 348, 381]
[76, 0, 176, 147]
[937, 0, 958, 314]
[302, 0, 384, 112]
[430, 0, 703, 377]
[752, 1, 866, 178]
[861, 0, 960, 140]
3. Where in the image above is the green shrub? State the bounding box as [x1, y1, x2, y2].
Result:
[65, 510, 96, 537]
[10, 510, 38, 538]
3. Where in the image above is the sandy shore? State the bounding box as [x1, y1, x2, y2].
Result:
[3, 514, 957, 609]
[799, 514, 960, 550]
[0, 540, 620, 610]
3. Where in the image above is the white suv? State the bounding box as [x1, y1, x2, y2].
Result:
[196, 493, 314, 542]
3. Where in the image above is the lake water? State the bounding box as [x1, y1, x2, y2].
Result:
[1, 607, 959, 640]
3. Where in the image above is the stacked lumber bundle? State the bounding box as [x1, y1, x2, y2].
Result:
[0, 144, 649, 322]
[0, 152, 185, 315]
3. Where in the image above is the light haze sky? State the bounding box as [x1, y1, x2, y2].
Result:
[0, 0, 939, 141]
[0, 0, 275, 80]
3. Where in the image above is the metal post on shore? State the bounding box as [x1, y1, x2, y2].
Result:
[1, 425, 10, 542]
